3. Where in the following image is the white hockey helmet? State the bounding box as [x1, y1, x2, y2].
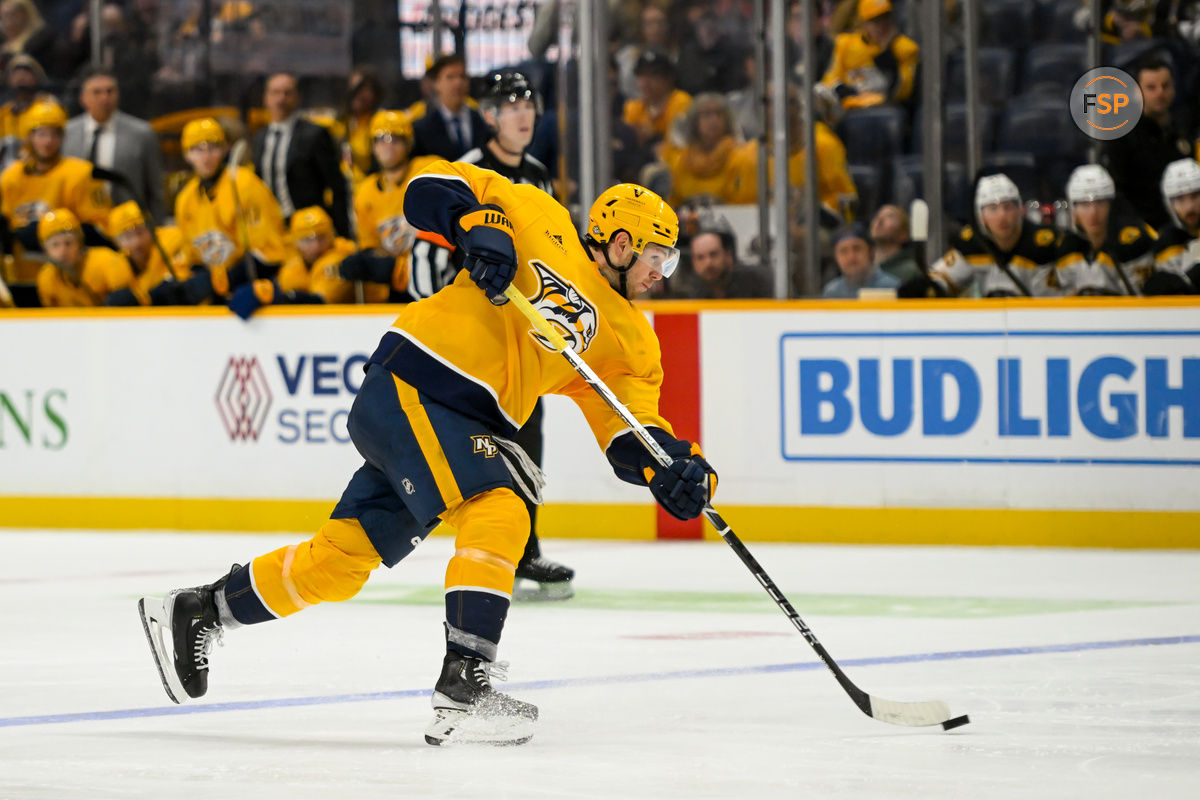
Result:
[1066, 164, 1115, 204]
[1160, 158, 1200, 228]
[974, 173, 1021, 237]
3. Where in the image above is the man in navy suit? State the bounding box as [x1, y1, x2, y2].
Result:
[411, 54, 490, 161]
[252, 72, 351, 238]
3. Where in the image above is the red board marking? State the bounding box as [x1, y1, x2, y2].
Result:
[653, 312, 702, 539]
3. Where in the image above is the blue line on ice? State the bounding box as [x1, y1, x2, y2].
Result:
[3, 634, 1197, 728]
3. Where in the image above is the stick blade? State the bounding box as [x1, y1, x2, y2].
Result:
[868, 696, 954, 727]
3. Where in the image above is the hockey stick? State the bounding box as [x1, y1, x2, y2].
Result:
[226, 139, 258, 282]
[91, 165, 177, 281]
[502, 283, 970, 731]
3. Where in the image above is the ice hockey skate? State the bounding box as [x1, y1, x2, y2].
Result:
[424, 652, 538, 746]
[137, 573, 230, 703]
[513, 554, 575, 601]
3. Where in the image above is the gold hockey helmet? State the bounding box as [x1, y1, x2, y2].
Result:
[38, 208, 82, 245]
[181, 118, 226, 151]
[586, 183, 680, 277]
[19, 100, 67, 138]
[289, 206, 334, 240]
[370, 109, 413, 144]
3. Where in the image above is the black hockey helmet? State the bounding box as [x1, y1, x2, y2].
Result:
[480, 70, 542, 117]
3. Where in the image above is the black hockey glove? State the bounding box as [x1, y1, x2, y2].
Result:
[647, 451, 717, 521]
[339, 251, 396, 283]
[457, 204, 516, 305]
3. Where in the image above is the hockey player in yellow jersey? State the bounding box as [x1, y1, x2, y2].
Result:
[1, 100, 111, 283]
[138, 166, 717, 747]
[173, 117, 288, 299]
[34, 208, 132, 307]
[277, 206, 365, 303]
[342, 109, 452, 301]
[101, 201, 190, 306]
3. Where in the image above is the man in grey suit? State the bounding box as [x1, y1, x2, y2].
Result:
[63, 66, 166, 222]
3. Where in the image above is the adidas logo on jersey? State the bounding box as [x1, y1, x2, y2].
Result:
[543, 230, 566, 252]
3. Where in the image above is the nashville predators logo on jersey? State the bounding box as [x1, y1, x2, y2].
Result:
[471, 434, 498, 458]
[527, 259, 598, 354]
[15, 200, 51, 226]
[378, 215, 416, 255]
[192, 230, 236, 268]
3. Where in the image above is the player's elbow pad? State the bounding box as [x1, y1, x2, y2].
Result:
[606, 427, 693, 486]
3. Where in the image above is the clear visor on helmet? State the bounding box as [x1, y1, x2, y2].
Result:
[639, 242, 680, 278]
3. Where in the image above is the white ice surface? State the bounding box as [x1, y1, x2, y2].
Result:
[1, 530, 1198, 799]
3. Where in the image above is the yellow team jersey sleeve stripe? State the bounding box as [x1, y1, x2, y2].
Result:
[391, 373, 464, 509]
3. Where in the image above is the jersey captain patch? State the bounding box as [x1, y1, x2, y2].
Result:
[526, 259, 598, 354]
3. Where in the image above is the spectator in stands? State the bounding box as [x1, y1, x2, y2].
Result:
[1077, 0, 1155, 44]
[1104, 56, 1196, 229]
[929, 174, 1076, 297]
[58, 2, 131, 82]
[411, 54, 490, 162]
[869, 204, 922, 284]
[677, 228, 772, 299]
[675, 6, 747, 95]
[730, 85, 857, 220]
[1, 100, 111, 284]
[788, 0, 834, 85]
[822, 223, 899, 298]
[1151, 157, 1200, 290]
[341, 66, 385, 183]
[662, 93, 747, 207]
[101, 200, 188, 306]
[1057, 164, 1159, 295]
[614, 2, 675, 101]
[623, 48, 692, 152]
[175, 117, 288, 300]
[33, 207, 130, 307]
[253, 72, 351, 238]
[64, 66, 166, 222]
[0, 54, 52, 173]
[0, 0, 56, 78]
[820, 0, 919, 111]
[342, 109, 445, 303]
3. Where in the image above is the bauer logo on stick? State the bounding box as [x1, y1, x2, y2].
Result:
[1070, 67, 1143, 140]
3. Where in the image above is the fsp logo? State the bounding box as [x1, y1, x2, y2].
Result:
[1070, 68, 1143, 140]
[471, 435, 498, 458]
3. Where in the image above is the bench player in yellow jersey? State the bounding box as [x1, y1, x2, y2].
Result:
[223, 206, 359, 319]
[341, 108, 452, 301]
[1, 100, 111, 284]
[137, 166, 717, 746]
[34, 208, 131, 307]
[173, 117, 288, 300]
[102, 201, 190, 306]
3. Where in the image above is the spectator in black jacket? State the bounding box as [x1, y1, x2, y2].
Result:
[1105, 55, 1196, 229]
[252, 72, 351, 238]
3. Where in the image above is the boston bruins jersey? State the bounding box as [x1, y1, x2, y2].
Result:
[35, 246, 132, 307]
[174, 165, 288, 284]
[930, 222, 1079, 297]
[368, 159, 673, 452]
[354, 155, 455, 299]
[1151, 225, 1199, 286]
[277, 236, 387, 303]
[1058, 218, 1157, 295]
[1, 156, 111, 281]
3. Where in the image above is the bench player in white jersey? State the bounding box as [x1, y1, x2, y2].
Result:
[1151, 158, 1200, 291]
[457, 69, 570, 598]
[929, 173, 1079, 297]
[1056, 164, 1158, 295]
